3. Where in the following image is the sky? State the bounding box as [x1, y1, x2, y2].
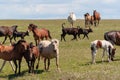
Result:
[0, 0, 119, 19]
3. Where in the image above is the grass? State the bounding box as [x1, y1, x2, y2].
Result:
[0, 19, 120, 80]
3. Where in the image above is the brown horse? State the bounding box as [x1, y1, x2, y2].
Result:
[104, 31, 120, 45]
[0, 25, 18, 44]
[24, 42, 40, 73]
[84, 13, 94, 27]
[28, 24, 52, 45]
[93, 10, 101, 26]
[0, 40, 29, 74]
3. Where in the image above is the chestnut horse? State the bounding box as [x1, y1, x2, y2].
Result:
[104, 31, 120, 45]
[93, 10, 101, 26]
[84, 13, 94, 27]
[0, 40, 29, 74]
[28, 24, 52, 45]
[24, 42, 40, 73]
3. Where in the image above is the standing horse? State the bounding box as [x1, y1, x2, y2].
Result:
[0, 40, 29, 74]
[67, 12, 76, 27]
[0, 25, 18, 44]
[84, 13, 94, 27]
[24, 42, 40, 73]
[28, 24, 52, 46]
[104, 31, 120, 45]
[93, 10, 101, 26]
[38, 39, 60, 71]
[90, 40, 116, 64]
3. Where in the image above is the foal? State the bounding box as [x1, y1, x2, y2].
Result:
[90, 40, 116, 64]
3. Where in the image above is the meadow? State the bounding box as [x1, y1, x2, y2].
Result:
[0, 19, 120, 80]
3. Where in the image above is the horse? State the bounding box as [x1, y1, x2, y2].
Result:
[28, 24, 52, 45]
[84, 13, 94, 27]
[90, 40, 116, 64]
[0, 25, 18, 44]
[0, 40, 29, 74]
[37, 39, 60, 71]
[24, 42, 40, 73]
[67, 12, 76, 27]
[93, 10, 101, 26]
[11, 30, 29, 41]
[104, 31, 120, 45]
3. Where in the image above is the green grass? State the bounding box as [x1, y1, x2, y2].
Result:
[0, 19, 120, 80]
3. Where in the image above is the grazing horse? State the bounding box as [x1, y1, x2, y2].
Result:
[0, 40, 29, 74]
[93, 10, 101, 26]
[28, 24, 52, 45]
[67, 12, 76, 27]
[90, 40, 116, 64]
[38, 39, 60, 71]
[84, 13, 94, 27]
[104, 31, 120, 45]
[0, 25, 18, 44]
[11, 30, 29, 41]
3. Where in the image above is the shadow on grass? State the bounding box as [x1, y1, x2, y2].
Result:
[0, 69, 44, 80]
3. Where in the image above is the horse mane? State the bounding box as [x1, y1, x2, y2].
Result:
[29, 42, 35, 48]
[13, 40, 26, 52]
[29, 24, 38, 28]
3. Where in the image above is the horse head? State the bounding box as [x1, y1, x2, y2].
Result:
[28, 24, 37, 32]
[51, 39, 59, 53]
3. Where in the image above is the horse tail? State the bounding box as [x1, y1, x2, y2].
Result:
[104, 32, 110, 41]
[62, 23, 65, 29]
[48, 30, 52, 39]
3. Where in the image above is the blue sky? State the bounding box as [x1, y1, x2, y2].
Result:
[0, 0, 119, 19]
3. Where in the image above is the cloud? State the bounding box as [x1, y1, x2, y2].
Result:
[0, 0, 119, 19]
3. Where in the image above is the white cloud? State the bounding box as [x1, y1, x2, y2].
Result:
[0, 0, 119, 19]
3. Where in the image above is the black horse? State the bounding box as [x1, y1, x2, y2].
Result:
[0, 25, 18, 44]
[104, 30, 120, 45]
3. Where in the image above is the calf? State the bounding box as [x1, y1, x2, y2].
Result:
[11, 30, 29, 41]
[61, 23, 79, 41]
[78, 28, 93, 39]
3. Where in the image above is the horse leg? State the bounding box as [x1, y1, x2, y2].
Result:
[44, 58, 47, 70]
[31, 59, 35, 73]
[56, 57, 60, 72]
[2, 36, 7, 44]
[18, 59, 22, 74]
[13, 60, 17, 74]
[91, 51, 96, 64]
[102, 49, 105, 62]
[94, 20, 97, 27]
[9, 61, 15, 71]
[47, 58, 50, 71]
[0, 60, 6, 72]
[36, 54, 40, 69]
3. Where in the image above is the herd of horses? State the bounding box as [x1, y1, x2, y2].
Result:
[84, 10, 101, 27]
[0, 23, 59, 75]
[0, 10, 119, 75]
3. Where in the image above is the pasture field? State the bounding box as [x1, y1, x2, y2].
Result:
[0, 19, 120, 80]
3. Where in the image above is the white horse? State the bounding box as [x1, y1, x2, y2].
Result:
[90, 40, 116, 64]
[38, 39, 60, 71]
[67, 12, 76, 27]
